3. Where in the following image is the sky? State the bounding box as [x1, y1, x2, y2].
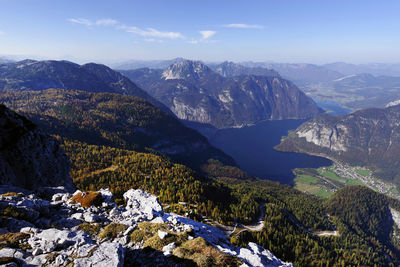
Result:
[0, 0, 399, 64]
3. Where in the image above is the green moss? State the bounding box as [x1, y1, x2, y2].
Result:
[98, 223, 128, 240]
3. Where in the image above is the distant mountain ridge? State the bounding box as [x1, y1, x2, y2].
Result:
[113, 57, 186, 70]
[323, 62, 400, 77]
[302, 72, 400, 111]
[0, 59, 172, 114]
[209, 61, 280, 78]
[121, 60, 322, 128]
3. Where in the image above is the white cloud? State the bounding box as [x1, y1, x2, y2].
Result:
[68, 18, 184, 40]
[199, 30, 216, 39]
[68, 18, 93, 27]
[0, 30, 4, 36]
[121, 25, 184, 39]
[187, 31, 217, 45]
[96, 19, 118, 26]
[222, 23, 264, 29]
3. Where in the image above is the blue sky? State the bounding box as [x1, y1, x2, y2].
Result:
[0, 0, 399, 64]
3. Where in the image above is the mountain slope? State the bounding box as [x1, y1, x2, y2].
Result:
[209, 61, 280, 78]
[121, 60, 322, 128]
[276, 104, 400, 183]
[0, 59, 171, 114]
[0, 104, 72, 190]
[0, 89, 235, 170]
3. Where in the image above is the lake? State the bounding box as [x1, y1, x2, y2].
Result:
[313, 99, 352, 116]
[208, 120, 332, 185]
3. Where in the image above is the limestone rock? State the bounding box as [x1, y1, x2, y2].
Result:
[74, 242, 125, 267]
[122, 189, 163, 222]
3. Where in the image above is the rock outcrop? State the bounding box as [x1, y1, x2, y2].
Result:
[0, 186, 292, 266]
[0, 104, 73, 190]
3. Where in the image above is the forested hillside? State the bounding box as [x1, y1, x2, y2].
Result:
[0, 89, 234, 171]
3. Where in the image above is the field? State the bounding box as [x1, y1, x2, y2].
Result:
[294, 163, 400, 201]
[293, 166, 367, 198]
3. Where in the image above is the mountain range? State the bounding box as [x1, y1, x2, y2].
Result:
[0, 59, 172, 115]
[2, 57, 400, 266]
[303, 73, 400, 111]
[121, 60, 322, 128]
[113, 57, 186, 70]
[276, 103, 400, 183]
[323, 62, 400, 77]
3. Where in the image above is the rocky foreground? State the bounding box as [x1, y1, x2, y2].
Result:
[0, 185, 292, 267]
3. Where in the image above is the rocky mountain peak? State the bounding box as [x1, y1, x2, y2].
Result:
[162, 60, 213, 81]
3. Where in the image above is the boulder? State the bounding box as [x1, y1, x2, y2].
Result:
[238, 242, 293, 267]
[122, 189, 163, 222]
[158, 230, 168, 239]
[74, 242, 125, 267]
[28, 229, 92, 254]
[162, 242, 176, 256]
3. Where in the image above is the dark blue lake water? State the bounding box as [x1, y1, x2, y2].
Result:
[314, 99, 352, 116]
[209, 120, 332, 185]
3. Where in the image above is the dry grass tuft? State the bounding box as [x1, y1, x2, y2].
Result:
[98, 223, 128, 240]
[78, 223, 102, 237]
[0, 232, 31, 250]
[173, 237, 242, 267]
[1, 192, 24, 198]
[0, 206, 31, 222]
[70, 191, 103, 208]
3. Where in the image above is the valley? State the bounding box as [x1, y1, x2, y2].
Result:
[207, 119, 332, 184]
[293, 162, 400, 200]
[2, 1, 400, 266]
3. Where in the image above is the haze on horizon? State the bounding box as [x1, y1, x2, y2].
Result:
[0, 0, 399, 65]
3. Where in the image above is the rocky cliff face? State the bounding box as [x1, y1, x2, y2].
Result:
[276, 104, 400, 182]
[0, 104, 73, 190]
[121, 60, 322, 128]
